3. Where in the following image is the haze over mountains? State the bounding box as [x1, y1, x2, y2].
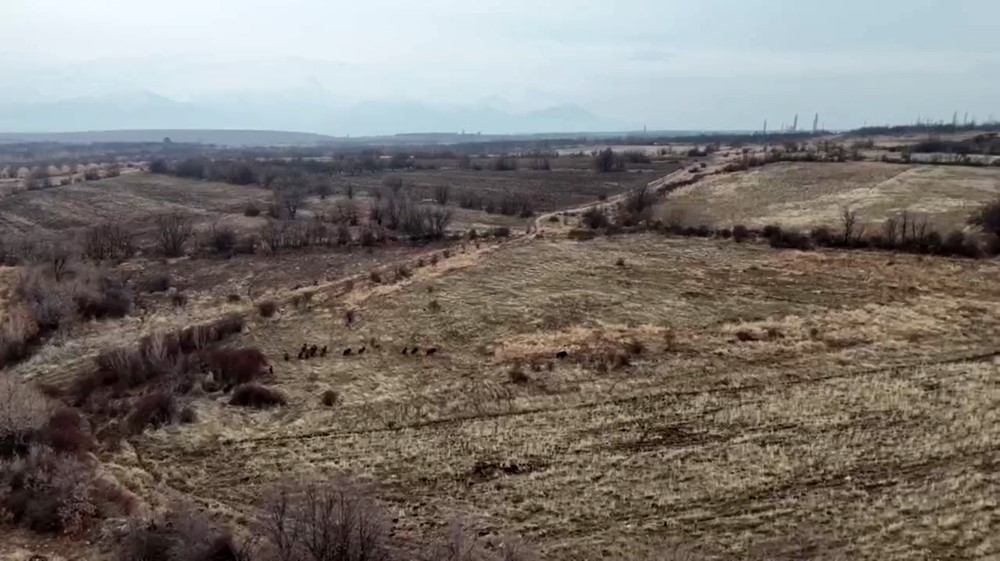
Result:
[0, 92, 620, 137]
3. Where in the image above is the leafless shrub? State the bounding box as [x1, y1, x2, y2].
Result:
[205, 348, 268, 387]
[257, 475, 391, 561]
[968, 196, 1000, 236]
[126, 392, 178, 434]
[171, 292, 189, 308]
[581, 207, 609, 229]
[258, 300, 278, 318]
[321, 390, 340, 407]
[424, 522, 536, 561]
[732, 224, 751, 242]
[434, 184, 451, 205]
[0, 377, 50, 456]
[119, 505, 254, 561]
[230, 384, 286, 408]
[37, 408, 95, 457]
[155, 213, 194, 258]
[0, 444, 99, 534]
[508, 364, 529, 385]
[206, 222, 238, 255]
[840, 206, 865, 245]
[144, 275, 171, 293]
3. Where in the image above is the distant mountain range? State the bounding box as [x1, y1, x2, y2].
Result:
[0, 91, 623, 138]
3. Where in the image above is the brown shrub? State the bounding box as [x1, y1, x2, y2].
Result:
[567, 228, 597, 241]
[508, 364, 529, 385]
[732, 224, 751, 242]
[624, 339, 645, 356]
[37, 408, 95, 456]
[257, 300, 278, 318]
[0, 376, 50, 458]
[369, 271, 382, 284]
[0, 445, 99, 534]
[143, 275, 171, 293]
[205, 348, 268, 387]
[580, 207, 609, 229]
[321, 390, 340, 407]
[127, 392, 178, 434]
[229, 384, 286, 408]
[257, 476, 389, 561]
[171, 292, 189, 308]
[119, 506, 253, 561]
[179, 406, 198, 424]
[426, 521, 537, 561]
[0, 307, 42, 368]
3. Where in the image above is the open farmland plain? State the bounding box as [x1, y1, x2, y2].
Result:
[2, 144, 1000, 561]
[661, 162, 1000, 231]
[56, 234, 1000, 560]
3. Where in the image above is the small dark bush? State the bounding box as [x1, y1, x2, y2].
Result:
[567, 229, 597, 241]
[492, 226, 511, 238]
[508, 365, 529, 384]
[369, 271, 382, 284]
[811, 226, 834, 247]
[127, 392, 178, 434]
[625, 340, 645, 356]
[244, 203, 261, 217]
[733, 224, 751, 242]
[205, 348, 267, 387]
[230, 384, 287, 408]
[581, 207, 610, 229]
[38, 408, 96, 456]
[144, 275, 171, 293]
[769, 230, 813, 250]
[762, 224, 783, 239]
[76, 287, 132, 320]
[179, 406, 198, 424]
[321, 390, 339, 407]
[171, 292, 188, 308]
[227, 294, 241, 303]
[717, 228, 732, 239]
[257, 300, 278, 318]
[615, 257, 626, 267]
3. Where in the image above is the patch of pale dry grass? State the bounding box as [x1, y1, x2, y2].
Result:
[662, 161, 1000, 231]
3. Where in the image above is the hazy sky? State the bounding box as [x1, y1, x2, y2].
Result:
[3, 0, 999, 132]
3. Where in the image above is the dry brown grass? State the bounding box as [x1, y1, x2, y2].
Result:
[662, 162, 1000, 231]
[113, 234, 999, 560]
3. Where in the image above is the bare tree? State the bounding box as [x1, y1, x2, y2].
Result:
[840, 206, 863, 244]
[276, 187, 306, 220]
[155, 213, 194, 257]
[84, 222, 134, 262]
[425, 206, 453, 238]
[258, 476, 391, 561]
[434, 184, 451, 205]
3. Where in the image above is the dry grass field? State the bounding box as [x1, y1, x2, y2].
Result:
[38, 234, 990, 561]
[661, 162, 1000, 231]
[0, 174, 272, 237]
[3, 156, 1000, 560]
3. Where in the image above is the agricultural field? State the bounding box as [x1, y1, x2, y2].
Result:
[47, 233, 998, 560]
[660, 162, 1000, 231]
[0, 173, 272, 238]
[2, 150, 1000, 561]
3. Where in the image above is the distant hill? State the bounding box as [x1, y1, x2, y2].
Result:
[0, 129, 339, 146]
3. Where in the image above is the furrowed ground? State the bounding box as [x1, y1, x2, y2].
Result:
[118, 234, 1000, 560]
